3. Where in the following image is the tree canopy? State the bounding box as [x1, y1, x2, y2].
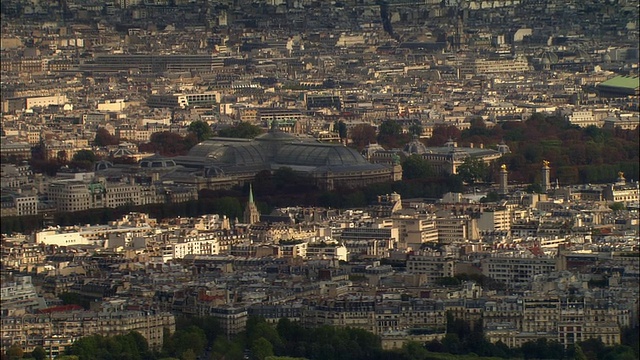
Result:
[138, 131, 198, 156]
[377, 119, 410, 149]
[218, 122, 264, 138]
[456, 157, 490, 185]
[349, 124, 377, 150]
[402, 154, 435, 180]
[65, 331, 152, 360]
[188, 120, 213, 142]
[94, 127, 119, 146]
[334, 120, 348, 140]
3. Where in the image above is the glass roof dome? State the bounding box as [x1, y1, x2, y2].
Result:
[275, 143, 368, 166]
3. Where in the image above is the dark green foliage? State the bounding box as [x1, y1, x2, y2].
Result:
[252, 337, 275, 360]
[520, 338, 565, 359]
[31, 346, 47, 360]
[609, 202, 625, 211]
[66, 332, 152, 360]
[70, 149, 98, 170]
[334, 120, 348, 140]
[218, 122, 264, 138]
[163, 325, 207, 359]
[378, 119, 410, 149]
[72, 150, 97, 163]
[402, 154, 435, 180]
[58, 292, 91, 309]
[457, 157, 490, 185]
[187, 120, 213, 142]
[480, 191, 500, 203]
[409, 123, 423, 137]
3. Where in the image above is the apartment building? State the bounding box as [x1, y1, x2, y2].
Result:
[47, 180, 92, 212]
[147, 92, 220, 109]
[566, 110, 601, 127]
[87, 54, 225, 73]
[0, 310, 175, 356]
[306, 243, 348, 261]
[481, 255, 557, 287]
[0, 275, 45, 314]
[393, 215, 438, 250]
[209, 306, 248, 338]
[172, 238, 221, 260]
[435, 216, 479, 243]
[602, 176, 639, 204]
[406, 253, 456, 284]
[461, 57, 530, 75]
[302, 297, 377, 334]
[478, 208, 512, 232]
[47, 179, 141, 212]
[0, 192, 38, 217]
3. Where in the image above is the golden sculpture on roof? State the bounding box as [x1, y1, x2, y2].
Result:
[618, 171, 624, 178]
[500, 164, 507, 171]
[542, 160, 550, 167]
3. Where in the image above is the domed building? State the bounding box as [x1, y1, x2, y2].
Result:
[172, 125, 402, 190]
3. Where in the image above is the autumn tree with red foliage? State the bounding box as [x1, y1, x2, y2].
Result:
[457, 114, 639, 185]
[94, 127, 119, 146]
[349, 124, 377, 150]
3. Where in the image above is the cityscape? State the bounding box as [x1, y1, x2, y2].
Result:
[0, 0, 639, 360]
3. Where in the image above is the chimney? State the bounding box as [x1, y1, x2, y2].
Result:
[480, 143, 484, 149]
[469, 143, 474, 148]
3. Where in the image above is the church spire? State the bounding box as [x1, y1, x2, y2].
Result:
[244, 183, 260, 225]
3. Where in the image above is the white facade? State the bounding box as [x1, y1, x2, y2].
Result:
[172, 238, 220, 259]
[33, 230, 91, 246]
[25, 95, 68, 110]
[306, 244, 348, 261]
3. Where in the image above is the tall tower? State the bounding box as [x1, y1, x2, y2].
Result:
[541, 160, 551, 193]
[499, 164, 508, 195]
[243, 184, 260, 225]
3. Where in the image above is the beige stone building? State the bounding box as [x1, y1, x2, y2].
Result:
[0, 310, 175, 357]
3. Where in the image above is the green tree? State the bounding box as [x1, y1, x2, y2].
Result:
[218, 122, 264, 138]
[609, 202, 625, 211]
[526, 183, 543, 194]
[72, 149, 97, 164]
[409, 123, 423, 137]
[31, 346, 47, 360]
[401, 154, 434, 180]
[335, 120, 348, 140]
[181, 348, 197, 360]
[402, 341, 429, 360]
[94, 127, 119, 146]
[480, 191, 500, 203]
[457, 157, 489, 185]
[377, 119, 409, 149]
[573, 344, 587, 360]
[251, 337, 274, 360]
[188, 120, 213, 142]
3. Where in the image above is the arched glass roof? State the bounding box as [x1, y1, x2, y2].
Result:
[275, 144, 368, 167]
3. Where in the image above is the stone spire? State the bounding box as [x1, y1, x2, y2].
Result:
[243, 184, 260, 225]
